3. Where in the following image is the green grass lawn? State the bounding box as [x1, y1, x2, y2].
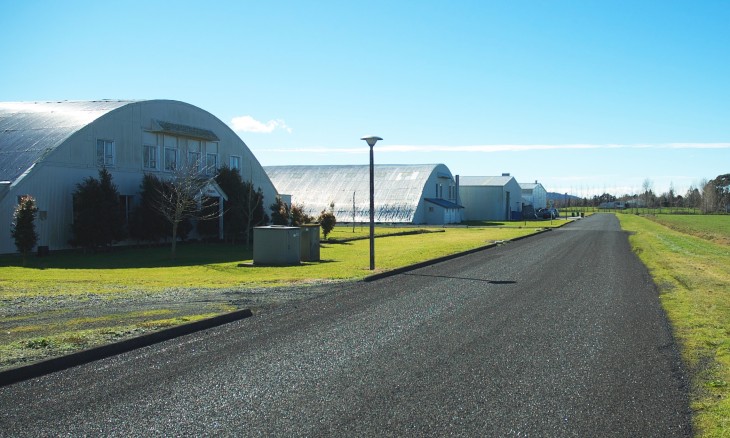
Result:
[638, 214, 730, 246]
[0, 227, 538, 296]
[617, 214, 730, 436]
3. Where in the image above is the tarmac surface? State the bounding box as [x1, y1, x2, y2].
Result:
[0, 214, 691, 436]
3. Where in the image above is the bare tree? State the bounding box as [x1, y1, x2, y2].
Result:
[642, 178, 653, 212]
[702, 179, 717, 214]
[685, 185, 702, 213]
[242, 179, 267, 245]
[154, 164, 219, 258]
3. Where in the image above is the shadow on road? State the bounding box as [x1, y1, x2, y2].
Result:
[403, 272, 517, 284]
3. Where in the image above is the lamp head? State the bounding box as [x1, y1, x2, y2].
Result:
[360, 135, 383, 147]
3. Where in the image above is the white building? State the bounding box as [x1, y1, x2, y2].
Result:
[0, 100, 277, 254]
[263, 164, 463, 225]
[459, 174, 523, 221]
[520, 181, 547, 209]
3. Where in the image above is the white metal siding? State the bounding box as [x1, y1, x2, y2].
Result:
[0, 100, 278, 254]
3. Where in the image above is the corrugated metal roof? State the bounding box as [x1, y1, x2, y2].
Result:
[264, 164, 450, 223]
[520, 183, 539, 190]
[0, 100, 134, 183]
[459, 176, 514, 187]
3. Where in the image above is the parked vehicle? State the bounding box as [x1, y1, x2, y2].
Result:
[537, 208, 559, 219]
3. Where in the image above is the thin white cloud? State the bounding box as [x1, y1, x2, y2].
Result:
[255, 142, 730, 154]
[665, 142, 730, 149]
[230, 115, 292, 134]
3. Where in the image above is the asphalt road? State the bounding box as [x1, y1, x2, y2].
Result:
[0, 214, 691, 436]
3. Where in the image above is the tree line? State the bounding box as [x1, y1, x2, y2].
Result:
[557, 174, 729, 213]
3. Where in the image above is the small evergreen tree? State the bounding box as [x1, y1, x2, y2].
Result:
[241, 181, 268, 244]
[70, 168, 125, 250]
[270, 196, 290, 225]
[11, 195, 38, 265]
[99, 168, 127, 243]
[215, 167, 246, 242]
[196, 197, 221, 240]
[129, 174, 169, 243]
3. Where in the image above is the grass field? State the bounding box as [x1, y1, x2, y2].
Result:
[0, 226, 539, 295]
[638, 214, 730, 246]
[617, 214, 730, 436]
[0, 225, 546, 370]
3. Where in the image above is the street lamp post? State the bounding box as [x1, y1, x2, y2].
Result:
[361, 135, 382, 270]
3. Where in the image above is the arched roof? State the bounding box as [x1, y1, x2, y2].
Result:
[0, 100, 133, 183]
[0, 100, 277, 204]
[264, 164, 455, 223]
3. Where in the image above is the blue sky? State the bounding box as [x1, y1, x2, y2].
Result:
[2, 0, 728, 197]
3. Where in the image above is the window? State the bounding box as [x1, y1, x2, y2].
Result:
[206, 153, 218, 175]
[188, 151, 201, 170]
[188, 139, 201, 171]
[143, 145, 158, 169]
[230, 155, 241, 170]
[96, 139, 114, 166]
[164, 148, 177, 171]
[205, 141, 219, 175]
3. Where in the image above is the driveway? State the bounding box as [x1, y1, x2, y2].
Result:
[0, 214, 691, 436]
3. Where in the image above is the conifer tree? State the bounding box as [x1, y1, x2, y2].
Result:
[70, 168, 125, 250]
[11, 195, 38, 266]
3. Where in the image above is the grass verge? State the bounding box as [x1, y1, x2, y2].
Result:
[616, 214, 730, 436]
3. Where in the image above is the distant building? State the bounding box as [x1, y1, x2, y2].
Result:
[520, 181, 547, 209]
[263, 164, 463, 225]
[598, 201, 627, 209]
[0, 100, 277, 254]
[460, 174, 523, 221]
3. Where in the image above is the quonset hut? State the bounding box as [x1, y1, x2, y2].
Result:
[0, 100, 277, 254]
[263, 164, 463, 225]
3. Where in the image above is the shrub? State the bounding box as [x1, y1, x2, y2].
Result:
[11, 195, 39, 265]
[318, 203, 337, 239]
[290, 203, 313, 226]
[270, 196, 290, 225]
[70, 168, 126, 250]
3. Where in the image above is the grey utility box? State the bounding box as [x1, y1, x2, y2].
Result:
[253, 226, 301, 266]
[299, 224, 321, 262]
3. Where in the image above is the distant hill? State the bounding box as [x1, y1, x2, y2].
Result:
[546, 192, 583, 201]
